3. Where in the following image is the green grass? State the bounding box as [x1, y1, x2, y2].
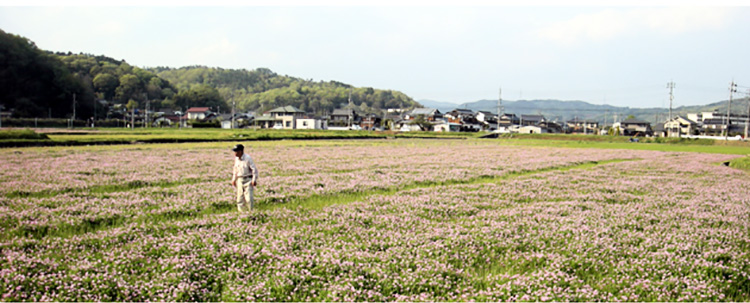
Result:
[729, 156, 750, 171]
[493, 137, 750, 155]
[3, 128, 750, 156]
[0, 129, 49, 140]
[4, 177, 211, 199]
[0, 128, 476, 146]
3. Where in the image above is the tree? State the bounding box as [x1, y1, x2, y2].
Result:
[125, 99, 139, 111]
[115, 74, 140, 102]
[410, 115, 432, 131]
[174, 84, 226, 111]
[92, 73, 118, 100]
[150, 66, 419, 114]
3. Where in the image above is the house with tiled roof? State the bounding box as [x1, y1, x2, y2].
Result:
[613, 118, 653, 136]
[406, 108, 442, 121]
[185, 107, 211, 120]
[664, 116, 699, 137]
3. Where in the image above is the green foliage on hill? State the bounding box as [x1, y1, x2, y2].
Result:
[0, 29, 183, 119]
[2, 29, 417, 119]
[152, 66, 419, 115]
[0, 29, 93, 118]
[54, 53, 177, 116]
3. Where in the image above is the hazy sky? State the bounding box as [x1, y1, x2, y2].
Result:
[1, 2, 749, 107]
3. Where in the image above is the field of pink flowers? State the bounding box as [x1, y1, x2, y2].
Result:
[1, 139, 749, 301]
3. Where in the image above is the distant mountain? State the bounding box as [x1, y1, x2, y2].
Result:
[417, 99, 460, 112]
[449, 99, 749, 125]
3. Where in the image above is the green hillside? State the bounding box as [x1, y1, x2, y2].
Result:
[0, 29, 418, 119]
[151, 66, 418, 115]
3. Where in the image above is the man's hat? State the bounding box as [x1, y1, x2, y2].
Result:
[231, 144, 244, 152]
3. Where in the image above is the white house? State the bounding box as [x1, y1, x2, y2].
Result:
[433, 121, 461, 132]
[221, 120, 237, 129]
[186, 107, 211, 120]
[268, 106, 306, 130]
[664, 116, 699, 137]
[296, 118, 328, 130]
[518, 125, 547, 134]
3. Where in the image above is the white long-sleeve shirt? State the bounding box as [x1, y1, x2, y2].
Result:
[232, 153, 257, 183]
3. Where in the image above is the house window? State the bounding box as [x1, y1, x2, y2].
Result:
[286, 121, 291, 128]
[303, 121, 308, 127]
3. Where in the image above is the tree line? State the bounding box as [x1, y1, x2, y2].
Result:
[152, 66, 418, 116]
[0, 29, 419, 120]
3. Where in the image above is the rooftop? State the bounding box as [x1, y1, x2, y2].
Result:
[269, 105, 305, 113]
[186, 107, 211, 113]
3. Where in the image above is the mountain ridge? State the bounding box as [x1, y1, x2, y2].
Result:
[417, 98, 749, 124]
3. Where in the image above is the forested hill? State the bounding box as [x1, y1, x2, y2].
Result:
[150, 66, 418, 115]
[0, 29, 418, 119]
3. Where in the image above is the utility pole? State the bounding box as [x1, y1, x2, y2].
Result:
[131, 101, 135, 130]
[348, 89, 353, 128]
[745, 89, 750, 140]
[145, 97, 150, 128]
[584, 117, 587, 135]
[497, 87, 503, 132]
[231, 92, 235, 129]
[604, 110, 608, 133]
[72, 93, 77, 128]
[725, 80, 738, 139]
[667, 81, 675, 121]
[666, 81, 675, 137]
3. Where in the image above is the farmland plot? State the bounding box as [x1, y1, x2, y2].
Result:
[0, 140, 748, 301]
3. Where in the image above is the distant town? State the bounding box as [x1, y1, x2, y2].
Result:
[73, 103, 747, 140]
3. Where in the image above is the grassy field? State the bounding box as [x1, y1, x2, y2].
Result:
[0, 128, 476, 147]
[1, 138, 749, 301]
[3, 127, 749, 153]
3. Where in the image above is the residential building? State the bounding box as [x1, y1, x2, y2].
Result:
[360, 114, 382, 130]
[664, 116, 699, 137]
[331, 109, 359, 127]
[406, 108, 443, 121]
[296, 117, 328, 130]
[476, 111, 499, 130]
[539, 121, 563, 133]
[269, 106, 306, 118]
[520, 115, 545, 126]
[519, 125, 547, 134]
[186, 107, 211, 120]
[566, 119, 599, 134]
[613, 118, 653, 136]
[444, 109, 473, 122]
[433, 121, 461, 132]
[499, 113, 520, 126]
[255, 106, 306, 129]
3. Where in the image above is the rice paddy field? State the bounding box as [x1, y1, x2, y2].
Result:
[1, 139, 749, 301]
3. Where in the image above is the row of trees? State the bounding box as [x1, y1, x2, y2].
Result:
[1, 29, 418, 120]
[153, 66, 418, 115]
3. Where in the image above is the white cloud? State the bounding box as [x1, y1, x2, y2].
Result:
[537, 7, 735, 45]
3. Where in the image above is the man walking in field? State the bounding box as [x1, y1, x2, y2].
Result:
[231, 144, 257, 212]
